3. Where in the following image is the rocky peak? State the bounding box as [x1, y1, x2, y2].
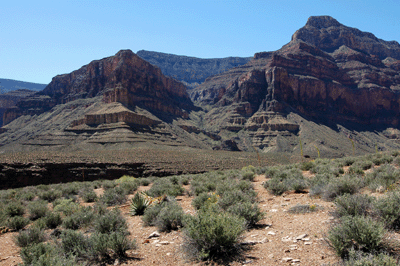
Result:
[305, 15, 342, 29]
[292, 16, 400, 59]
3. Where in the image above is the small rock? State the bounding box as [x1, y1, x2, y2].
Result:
[295, 234, 308, 240]
[268, 254, 274, 258]
[155, 244, 162, 247]
[270, 209, 278, 212]
[148, 231, 160, 238]
[284, 249, 290, 253]
[166, 253, 171, 256]
[304, 242, 312, 245]
[114, 259, 119, 265]
[282, 257, 293, 262]
[284, 198, 290, 201]
[281, 236, 292, 242]
[302, 238, 310, 241]
[152, 240, 160, 244]
[267, 231, 276, 235]
[292, 259, 300, 263]
[159, 241, 169, 245]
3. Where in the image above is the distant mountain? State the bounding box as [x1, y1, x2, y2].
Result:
[0, 78, 47, 94]
[136, 50, 252, 87]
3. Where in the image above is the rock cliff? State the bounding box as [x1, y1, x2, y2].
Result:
[191, 16, 400, 154]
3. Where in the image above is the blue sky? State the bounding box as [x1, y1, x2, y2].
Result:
[2, 0, 400, 84]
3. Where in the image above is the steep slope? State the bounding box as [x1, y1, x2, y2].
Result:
[0, 78, 46, 94]
[136, 50, 252, 87]
[191, 16, 400, 156]
[0, 50, 212, 151]
[0, 89, 36, 127]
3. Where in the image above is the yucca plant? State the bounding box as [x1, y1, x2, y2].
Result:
[130, 192, 150, 216]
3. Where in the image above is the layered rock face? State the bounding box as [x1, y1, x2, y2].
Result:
[3, 50, 196, 127]
[192, 16, 400, 152]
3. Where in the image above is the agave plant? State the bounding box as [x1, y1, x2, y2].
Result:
[130, 192, 150, 216]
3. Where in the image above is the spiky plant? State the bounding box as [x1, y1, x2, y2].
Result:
[130, 192, 150, 216]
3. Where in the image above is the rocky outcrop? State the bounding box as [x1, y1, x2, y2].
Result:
[136, 50, 252, 86]
[0, 89, 36, 126]
[191, 16, 400, 151]
[3, 50, 197, 127]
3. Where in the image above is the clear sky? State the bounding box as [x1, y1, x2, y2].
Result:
[2, 0, 400, 84]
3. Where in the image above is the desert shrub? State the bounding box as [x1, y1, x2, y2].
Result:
[108, 231, 135, 258]
[118, 180, 139, 194]
[226, 201, 264, 227]
[62, 206, 95, 230]
[288, 204, 321, 214]
[192, 192, 218, 210]
[179, 175, 190, 185]
[372, 154, 394, 166]
[217, 189, 254, 210]
[309, 173, 333, 197]
[100, 186, 127, 206]
[6, 216, 30, 230]
[374, 191, 400, 229]
[60, 229, 88, 257]
[4, 201, 25, 217]
[183, 205, 246, 261]
[142, 203, 164, 226]
[27, 200, 48, 220]
[32, 217, 47, 230]
[334, 194, 374, 218]
[16, 187, 36, 201]
[289, 178, 309, 192]
[14, 227, 46, 247]
[130, 192, 150, 216]
[94, 208, 127, 234]
[190, 173, 219, 196]
[20, 242, 76, 266]
[365, 164, 400, 191]
[300, 161, 315, 171]
[80, 187, 98, 203]
[311, 162, 343, 177]
[264, 178, 290, 196]
[349, 160, 374, 173]
[139, 178, 151, 186]
[147, 178, 184, 197]
[328, 215, 386, 258]
[264, 166, 280, 178]
[43, 212, 62, 229]
[53, 198, 80, 216]
[60, 182, 81, 197]
[344, 250, 397, 266]
[153, 201, 184, 232]
[322, 175, 362, 201]
[241, 166, 256, 181]
[39, 189, 62, 202]
[101, 180, 116, 189]
[337, 156, 356, 167]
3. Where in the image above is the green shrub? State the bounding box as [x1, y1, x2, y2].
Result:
[192, 192, 218, 210]
[119, 180, 139, 194]
[62, 206, 95, 230]
[328, 216, 386, 258]
[53, 198, 80, 216]
[14, 227, 46, 247]
[20, 243, 76, 266]
[374, 192, 400, 229]
[334, 194, 374, 218]
[60, 229, 88, 257]
[100, 186, 127, 206]
[264, 178, 290, 196]
[44, 212, 62, 229]
[183, 206, 246, 261]
[147, 178, 184, 197]
[80, 188, 98, 203]
[365, 164, 400, 191]
[87, 232, 109, 260]
[6, 216, 30, 230]
[322, 175, 362, 201]
[130, 192, 150, 216]
[142, 203, 164, 226]
[94, 209, 127, 234]
[226, 201, 264, 227]
[344, 250, 397, 266]
[27, 200, 49, 220]
[139, 178, 151, 186]
[153, 201, 184, 232]
[39, 189, 62, 202]
[300, 161, 314, 171]
[5, 201, 25, 217]
[101, 180, 116, 189]
[108, 231, 135, 258]
[217, 189, 254, 210]
[241, 171, 255, 181]
[60, 182, 80, 197]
